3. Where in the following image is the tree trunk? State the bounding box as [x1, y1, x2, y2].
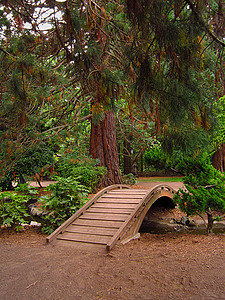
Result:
[90, 110, 122, 187]
[207, 210, 213, 234]
[212, 143, 225, 172]
[140, 154, 143, 174]
[123, 139, 131, 175]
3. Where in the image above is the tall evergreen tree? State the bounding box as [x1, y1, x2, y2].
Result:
[1, 0, 224, 185]
[0, 1, 128, 185]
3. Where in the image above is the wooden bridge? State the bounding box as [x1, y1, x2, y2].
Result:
[46, 184, 176, 252]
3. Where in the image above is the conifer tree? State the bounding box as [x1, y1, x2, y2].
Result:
[0, 1, 127, 186]
[1, 0, 224, 186]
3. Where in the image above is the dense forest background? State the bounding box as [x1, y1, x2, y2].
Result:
[0, 0, 224, 190]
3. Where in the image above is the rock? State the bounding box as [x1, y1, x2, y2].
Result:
[174, 224, 189, 232]
[180, 216, 189, 225]
[28, 204, 35, 210]
[30, 221, 42, 227]
[30, 207, 43, 216]
[187, 219, 196, 227]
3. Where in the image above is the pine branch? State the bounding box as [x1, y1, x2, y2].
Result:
[186, 0, 225, 47]
[0, 47, 15, 59]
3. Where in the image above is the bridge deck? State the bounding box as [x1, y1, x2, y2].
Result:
[46, 185, 175, 252]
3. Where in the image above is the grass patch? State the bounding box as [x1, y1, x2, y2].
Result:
[137, 177, 184, 182]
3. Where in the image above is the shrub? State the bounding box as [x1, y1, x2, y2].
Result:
[14, 183, 38, 195]
[0, 173, 14, 191]
[174, 165, 225, 233]
[0, 191, 30, 230]
[171, 152, 213, 178]
[122, 173, 137, 185]
[0, 142, 57, 191]
[144, 146, 168, 170]
[56, 154, 107, 192]
[40, 176, 89, 234]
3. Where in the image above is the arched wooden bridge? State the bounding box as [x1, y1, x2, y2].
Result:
[46, 184, 176, 252]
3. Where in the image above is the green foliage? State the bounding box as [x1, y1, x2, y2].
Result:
[172, 152, 215, 181]
[174, 184, 225, 218]
[0, 173, 14, 191]
[122, 173, 137, 185]
[56, 152, 107, 193]
[0, 191, 29, 229]
[13, 142, 57, 177]
[14, 183, 38, 195]
[0, 142, 57, 191]
[162, 126, 211, 158]
[144, 145, 168, 170]
[71, 164, 107, 193]
[41, 177, 89, 234]
[0, 0, 223, 191]
[212, 95, 225, 148]
[0, 31, 68, 184]
[174, 164, 225, 232]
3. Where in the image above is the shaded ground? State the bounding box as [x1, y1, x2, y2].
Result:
[1, 179, 225, 299]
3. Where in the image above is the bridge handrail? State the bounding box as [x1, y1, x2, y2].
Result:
[46, 184, 130, 243]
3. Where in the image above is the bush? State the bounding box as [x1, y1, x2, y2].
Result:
[40, 176, 89, 234]
[122, 173, 137, 185]
[174, 165, 225, 233]
[144, 146, 168, 170]
[0, 191, 30, 230]
[0, 173, 14, 191]
[171, 152, 213, 178]
[0, 142, 57, 191]
[14, 183, 38, 195]
[56, 153, 107, 192]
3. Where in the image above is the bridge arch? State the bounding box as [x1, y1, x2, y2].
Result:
[112, 185, 176, 248]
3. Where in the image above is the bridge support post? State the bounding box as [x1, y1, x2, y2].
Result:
[121, 233, 141, 245]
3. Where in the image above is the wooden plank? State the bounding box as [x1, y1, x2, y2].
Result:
[101, 194, 144, 199]
[57, 232, 111, 244]
[72, 219, 123, 228]
[92, 203, 137, 209]
[66, 225, 117, 236]
[88, 207, 133, 214]
[109, 190, 148, 194]
[53, 239, 107, 253]
[80, 212, 128, 221]
[97, 198, 141, 204]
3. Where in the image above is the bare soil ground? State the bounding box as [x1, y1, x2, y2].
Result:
[1, 179, 225, 300]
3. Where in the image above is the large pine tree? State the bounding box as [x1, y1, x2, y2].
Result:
[1, 0, 224, 184]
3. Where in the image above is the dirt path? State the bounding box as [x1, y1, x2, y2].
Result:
[1, 179, 225, 299]
[1, 229, 225, 300]
[134, 177, 185, 191]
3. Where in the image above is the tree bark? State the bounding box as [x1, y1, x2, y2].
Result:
[90, 110, 122, 187]
[212, 143, 225, 172]
[123, 139, 131, 175]
[207, 210, 213, 234]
